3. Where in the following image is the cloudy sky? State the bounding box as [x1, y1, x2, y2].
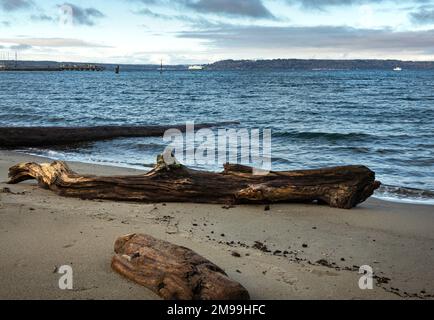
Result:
[1, 0, 434, 64]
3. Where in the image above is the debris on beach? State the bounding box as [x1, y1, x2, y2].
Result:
[231, 251, 241, 257]
[1, 187, 12, 193]
[0, 122, 238, 148]
[111, 233, 250, 300]
[252, 241, 271, 253]
[7, 153, 381, 209]
[222, 205, 235, 209]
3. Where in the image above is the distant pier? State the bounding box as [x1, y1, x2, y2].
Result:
[60, 64, 105, 71]
[0, 63, 105, 72]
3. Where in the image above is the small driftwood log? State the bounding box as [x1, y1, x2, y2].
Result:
[111, 233, 250, 300]
[0, 122, 237, 148]
[7, 155, 380, 209]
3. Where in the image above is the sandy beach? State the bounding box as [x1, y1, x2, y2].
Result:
[0, 150, 433, 300]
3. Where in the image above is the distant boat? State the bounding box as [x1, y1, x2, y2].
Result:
[393, 67, 402, 71]
[188, 65, 204, 71]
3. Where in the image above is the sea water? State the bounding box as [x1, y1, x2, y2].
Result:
[1, 70, 433, 204]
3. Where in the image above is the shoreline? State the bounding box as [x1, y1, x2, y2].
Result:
[1, 150, 434, 299]
[10, 149, 434, 206]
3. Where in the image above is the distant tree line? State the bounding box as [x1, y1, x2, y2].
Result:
[206, 59, 434, 70]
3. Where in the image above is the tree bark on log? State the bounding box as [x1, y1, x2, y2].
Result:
[7, 155, 380, 209]
[0, 122, 237, 148]
[111, 233, 250, 300]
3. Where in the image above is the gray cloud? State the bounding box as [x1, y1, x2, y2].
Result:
[178, 24, 434, 54]
[286, 0, 430, 10]
[0, 37, 110, 48]
[130, 0, 162, 3]
[10, 43, 32, 50]
[0, 0, 33, 11]
[187, 0, 274, 18]
[287, 0, 365, 10]
[135, 8, 174, 19]
[59, 3, 105, 26]
[131, 0, 274, 19]
[410, 6, 434, 24]
[1, 20, 11, 26]
[30, 13, 55, 22]
[134, 7, 217, 28]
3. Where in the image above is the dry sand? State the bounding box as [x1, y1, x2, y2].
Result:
[0, 150, 433, 300]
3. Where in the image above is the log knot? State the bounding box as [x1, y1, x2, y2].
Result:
[154, 153, 184, 172]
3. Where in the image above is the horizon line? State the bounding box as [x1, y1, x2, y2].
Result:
[2, 57, 434, 66]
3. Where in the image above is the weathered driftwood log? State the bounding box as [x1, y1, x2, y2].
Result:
[7, 155, 380, 209]
[111, 233, 250, 300]
[0, 122, 237, 148]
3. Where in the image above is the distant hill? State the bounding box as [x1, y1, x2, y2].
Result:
[3, 59, 434, 72]
[206, 59, 434, 71]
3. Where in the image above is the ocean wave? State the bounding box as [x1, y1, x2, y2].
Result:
[17, 148, 152, 171]
[375, 184, 434, 205]
[134, 142, 167, 151]
[331, 146, 371, 153]
[273, 131, 371, 141]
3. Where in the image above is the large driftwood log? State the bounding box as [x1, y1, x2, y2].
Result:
[111, 233, 250, 300]
[7, 155, 380, 209]
[0, 122, 237, 147]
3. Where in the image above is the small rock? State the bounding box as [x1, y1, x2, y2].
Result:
[375, 276, 391, 284]
[316, 259, 333, 268]
[231, 251, 241, 258]
[252, 241, 271, 253]
[222, 205, 235, 210]
[302, 243, 308, 248]
[264, 205, 270, 211]
[1, 187, 12, 193]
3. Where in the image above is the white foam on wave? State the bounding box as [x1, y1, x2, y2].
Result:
[373, 194, 434, 205]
